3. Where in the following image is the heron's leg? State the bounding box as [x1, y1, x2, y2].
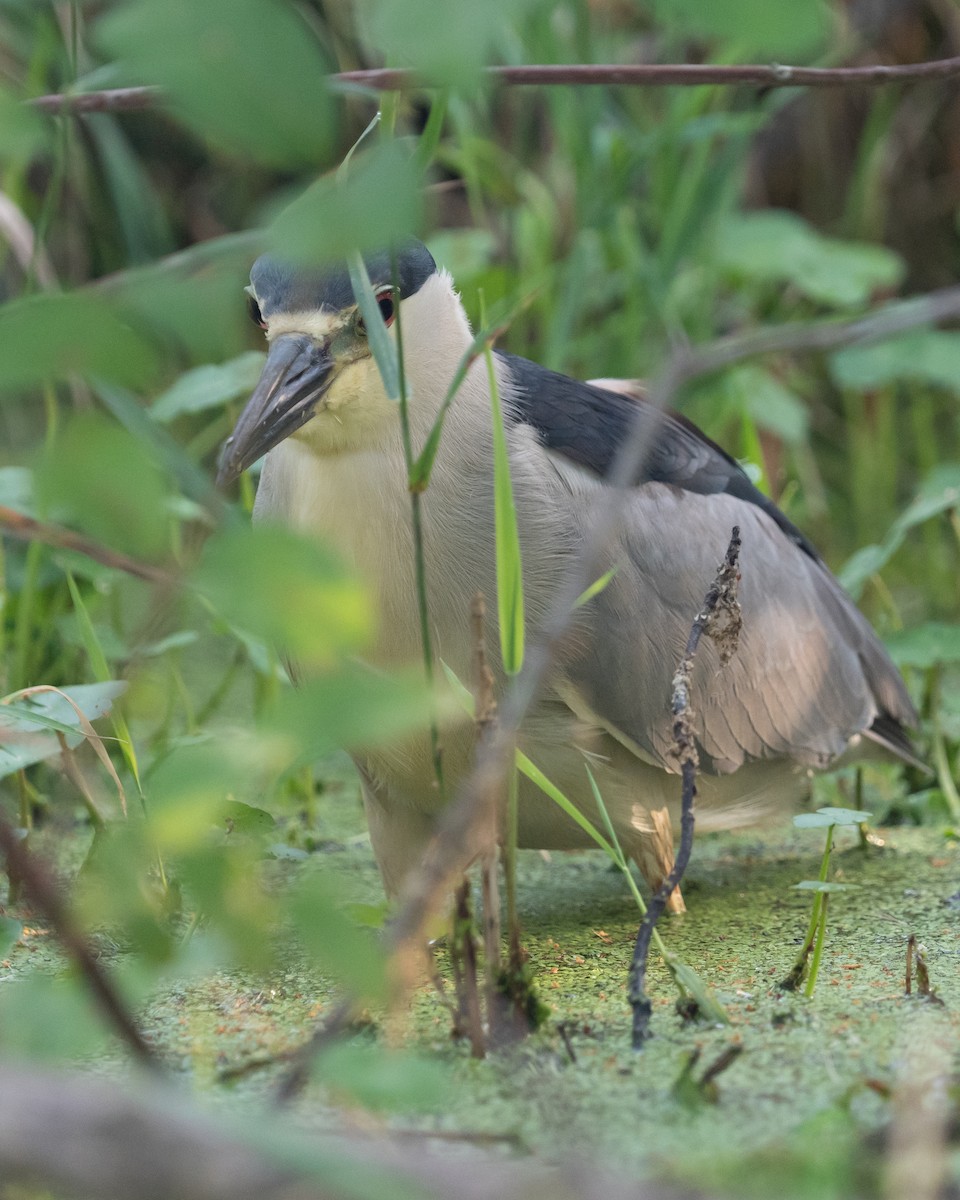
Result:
[633, 806, 686, 915]
[358, 767, 437, 899]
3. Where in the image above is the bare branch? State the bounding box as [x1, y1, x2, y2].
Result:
[0, 506, 173, 585]
[28, 56, 960, 114]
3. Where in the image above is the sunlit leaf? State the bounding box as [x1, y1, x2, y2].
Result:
[264, 665, 451, 764]
[97, 0, 333, 167]
[0, 466, 33, 514]
[195, 524, 373, 669]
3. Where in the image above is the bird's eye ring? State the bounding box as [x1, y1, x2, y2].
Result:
[247, 294, 267, 330]
[358, 289, 396, 336]
[376, 289, 395, 326]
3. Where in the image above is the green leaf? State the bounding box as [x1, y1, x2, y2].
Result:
[831, 329, 960, 392]
[793, 806, 870, 829]
[653, 0, 826, 56]
[349, 254, 400, 400]
[97, 0, 333, 168]
[0, 86, 51, 159]
[794, 881, 852, 893]
[0, 682, 127, 779]
[291, 873, 388, 1003]
[0, 293, 159, 392]
[359, 0, 540, 86]
[195, 524, 373, 669]
[35, 412, 171, 559]
[715, 211, 903, 309]
[223, 800, 276, 835]
[0, 975, 108, 1061]
[0, 467, 33, 514]
[268, 141, 422, 267]
[839, 465, 960, 598]
[0, 917, 22, 956]
[150, 352, 265, 422]
[486, 341, 524, 674]
[885, 623, 960, 669]
[264, 665, 448, 764]
[315, 1041, 451, 1113]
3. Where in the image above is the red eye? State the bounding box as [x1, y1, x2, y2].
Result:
[247, 295, 267, 330]
[376, 289, 395, 326]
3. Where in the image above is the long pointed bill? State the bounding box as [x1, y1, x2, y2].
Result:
[216, 334, 334, 487]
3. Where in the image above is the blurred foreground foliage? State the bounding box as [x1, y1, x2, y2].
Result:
[0, 0, 959, 1195]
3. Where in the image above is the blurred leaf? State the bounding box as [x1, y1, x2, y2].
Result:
[487, 339, 524, 674]
[151, 352, 265, 422]
[840, 465, 960, 598]
[885, 623, 960, 669]
[223, 800, 276, 835]
[831, 330, 960, 392]
[349, 254, 399, 399]
[794, 881, 852, 892]
[195, 524, 373, 670]
[715, 211, 903, 308]
[690, 364, 809, 445]
[0, 681, 126, 779]
[359, 0, 540, 86]
[291, 872, 388, 1003]
[265, 665, 449, 763]
[0, 86, 50, 159]
[97, 0, 333, 167]
[268, 141, 422, 266]
[794, 807, 869, 828]
[0, 917, 22, 956]
[315, 1040, 451, 1112]
[0, 466, 33, 514]
[0, 293, 159, 392]
[653, 0, 826, 56]
[103, 232, 258, 363]
[35, 412, 171, 559]
[146, 735, 288, 851]
[0, 975, 108, 1060]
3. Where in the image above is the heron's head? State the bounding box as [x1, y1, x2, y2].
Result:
[217, 240, 438, 485]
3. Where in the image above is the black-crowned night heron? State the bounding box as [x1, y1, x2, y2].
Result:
[217, 240, 917, 912]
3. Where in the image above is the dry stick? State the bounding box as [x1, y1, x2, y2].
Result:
[450, 879, 485, 1058]
[628, 527, 742, 1050]
[0, 810, 160, 1071]
[280, 277, 960, 1091]
[0, 505, 172, 585]
[27, 55, 960, 114]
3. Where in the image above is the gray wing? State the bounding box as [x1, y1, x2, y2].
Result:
[499, 352, 918, 774]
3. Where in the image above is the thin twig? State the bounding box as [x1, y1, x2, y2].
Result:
[28, 55, 960, 115]
[0, 506, 172, 585]
[628, 527, 742, 1048]
[0, 810, 160, 1070]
